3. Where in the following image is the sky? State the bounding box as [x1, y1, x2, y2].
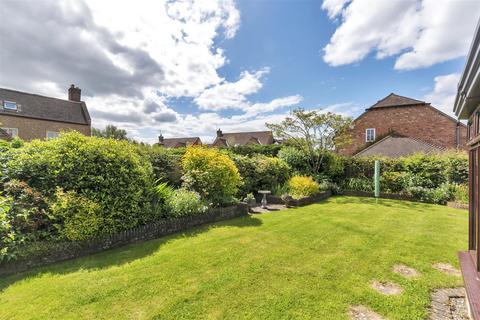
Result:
[0, 0, 479, 143]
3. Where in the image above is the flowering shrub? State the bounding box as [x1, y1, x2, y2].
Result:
[182, 146, 241, 206]
[288, 176, 320, 199]
[165, 188, 207, 217]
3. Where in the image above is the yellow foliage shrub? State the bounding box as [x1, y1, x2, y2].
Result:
[182, 146, 241, 206]
[288, 176, 320, 199]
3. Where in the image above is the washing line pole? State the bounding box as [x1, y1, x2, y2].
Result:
[374, 160, 380, 199]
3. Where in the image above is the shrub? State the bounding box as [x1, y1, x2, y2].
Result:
[232, 154, 291, 197]
[182, 146, 241, 206]
[444, 152, 468, 184]
[318, 180, 341, 194]
[141, 145, 183, 186]
[0, 195, 19, 262]
[381, 171, 409, 193]
[50, 189, 103, 241]
[255, 155, 291, 191]
[406, 184, 454, 205]
[345, 177, 374, 192]
[272, 183, 289, 196]
[278, 147, 343, 180]
[0, 184, 52, 262]
[288, 176, 320, 199]
[399, 153, 448, 188]
[165, 189, 207, 217]
[231, 154, 257, 197]
[452, 183, 468, 204]
[10, 137, 24, 148]
[3, 180, 51, 234]
[226, 144, 283, 157]
[278, 146, 310, 175]
[4, 131, 156, 234]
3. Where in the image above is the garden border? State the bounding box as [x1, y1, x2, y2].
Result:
[254, 191, 332, 206]
[342, 190, 418, 202]
[0, 203, 248, 277]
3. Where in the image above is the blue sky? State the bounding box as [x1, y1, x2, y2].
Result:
[1, 0, 479, 143]
[218, 0, 469, 116]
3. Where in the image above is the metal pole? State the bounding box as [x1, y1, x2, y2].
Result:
[374, 160, 380, 198]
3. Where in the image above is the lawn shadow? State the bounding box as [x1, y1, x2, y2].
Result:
[0, 214, 262, 293]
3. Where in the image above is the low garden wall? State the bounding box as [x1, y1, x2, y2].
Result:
[342, 190, 417, 202]
[0, 203, 248, 277]
[285, 190, 332, 207]
[253, 190, 332, 207]
[447, 202, 468, 210]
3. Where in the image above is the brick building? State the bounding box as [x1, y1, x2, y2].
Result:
[0, 85, 91, 141]
[341, 93, 467, 157]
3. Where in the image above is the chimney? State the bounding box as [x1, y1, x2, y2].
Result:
[68, 84, 81, 102]
[158, 133, 164, 145]
[216, 128, 223, 137]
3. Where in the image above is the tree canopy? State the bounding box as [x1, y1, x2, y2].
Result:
[267, 108, 352, 174]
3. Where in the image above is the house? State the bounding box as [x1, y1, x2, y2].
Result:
[454, 18, 480, 319]
[340, 93, 467, 157]
[211, 129, 274, 147]
[0, 85, 91, 140]
[158, 134, 202, 148]
[354, 135, 444, 158]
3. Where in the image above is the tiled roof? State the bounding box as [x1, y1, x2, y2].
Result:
[0, 88, 90, 125]
[212, 131, 273, 147]
[161, 137, 201, 148]
[368, 93, 425, 109]
[354, 135, 444, 158]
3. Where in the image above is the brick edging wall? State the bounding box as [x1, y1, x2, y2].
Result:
[342, 190, 417, 202]
[286, 191, 332, 207]
[447, 202, 468, 210]
[0, 203, 248, 277]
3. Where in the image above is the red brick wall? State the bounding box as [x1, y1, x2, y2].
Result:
[340, 105, 467, 155]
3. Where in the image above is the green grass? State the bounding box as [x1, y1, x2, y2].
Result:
[0, 197, 467, 320]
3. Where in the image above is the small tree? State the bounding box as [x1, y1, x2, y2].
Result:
[267, 108, 352, 175]
[92, 124, 128, 140]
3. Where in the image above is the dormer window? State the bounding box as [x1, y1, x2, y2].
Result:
[3, 101, 17, 111]
[365, 128, 375, 142]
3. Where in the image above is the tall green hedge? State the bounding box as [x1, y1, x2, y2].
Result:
[4, 132, 156, 234]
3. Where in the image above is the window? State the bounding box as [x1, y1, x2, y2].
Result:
[365, 128, 375, 142]
[2, 128, 18, 137]
[3, 101, 17, 111]
[46, 131, 60, 139]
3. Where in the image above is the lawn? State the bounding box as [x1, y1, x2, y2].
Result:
[0, 196, 467, 320]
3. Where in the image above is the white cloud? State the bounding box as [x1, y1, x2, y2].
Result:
[321, 0, 350, 19]
[238, 95, 303, 118]
[0, 0, 306, 142]
[195, 68, 270, 110]
[322, 0, 480, 70]
[424, 73, 461, 117]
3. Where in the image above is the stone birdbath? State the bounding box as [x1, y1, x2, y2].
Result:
[258, 190, 271, 209]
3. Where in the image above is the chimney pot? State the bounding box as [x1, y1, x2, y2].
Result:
[158, 134, 164, 144]
[68, 85, 81, 102]
[216, 128, 223, 137]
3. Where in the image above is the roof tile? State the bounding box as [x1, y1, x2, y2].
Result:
[0, 88, 90, 125]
